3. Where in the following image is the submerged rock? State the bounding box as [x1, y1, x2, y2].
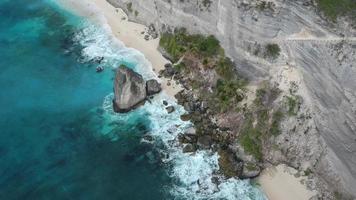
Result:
[113, 65, 147, 113]
[183, 143, 196, 153]
[146, 79, 162, 96]
[166, 106, 175, 113]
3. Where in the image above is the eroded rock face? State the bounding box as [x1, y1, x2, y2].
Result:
[113, 65, 146, 113]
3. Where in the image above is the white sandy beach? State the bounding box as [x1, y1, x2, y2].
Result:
[257, 164, 317, 200]
[59, 0, 181, 97]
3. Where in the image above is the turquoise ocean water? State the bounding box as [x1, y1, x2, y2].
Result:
[0, 0, 266, 199]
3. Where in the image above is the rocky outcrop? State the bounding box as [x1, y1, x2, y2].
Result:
[113, 65, 162, 113]
[113, 65, 147, 113]
[146, 79, 161, 96]
[108, 0, 356, 198]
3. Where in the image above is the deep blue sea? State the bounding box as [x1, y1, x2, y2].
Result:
[0, 0, 266, 199]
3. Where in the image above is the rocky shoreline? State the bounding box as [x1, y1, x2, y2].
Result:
[159, 61, 262, 180]
[154, 29, 333, 199]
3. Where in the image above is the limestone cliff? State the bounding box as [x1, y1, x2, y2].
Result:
[107, 0, 356, 198]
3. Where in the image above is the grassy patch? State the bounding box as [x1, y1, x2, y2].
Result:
[216, 57, 235, 80]
[286, 96, 298, 116]
[270, 110, 284, 136]
[317, 0, 356, 21]
[214, 79, 245, 112]
[239, 115, 263, 161]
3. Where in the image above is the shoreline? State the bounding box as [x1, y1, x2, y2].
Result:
[57, 1, 317, 199]
[257, 164, 317, 200]
[58, 0, 181, 97]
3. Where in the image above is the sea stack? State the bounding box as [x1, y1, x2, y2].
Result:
[113, 65, 147, 113]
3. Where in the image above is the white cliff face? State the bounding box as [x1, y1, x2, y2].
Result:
[108, 0, 356, 197]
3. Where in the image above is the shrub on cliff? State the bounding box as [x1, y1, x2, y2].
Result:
[215, 79, 245, 110]
[264, 43, 280, 59]
[160, 28, 221, 61]
[216, 57, 235, 80]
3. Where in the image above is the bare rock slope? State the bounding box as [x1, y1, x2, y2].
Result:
[108, 0, 356, 198]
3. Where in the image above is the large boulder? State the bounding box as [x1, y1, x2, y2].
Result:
[113, 65, 147, 113]
[146, 79, 162, 95]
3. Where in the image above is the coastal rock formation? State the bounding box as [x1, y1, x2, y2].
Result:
[113, 65, 146, 113]
[146, 79, 161, 96]
[107, 0, 356, 198]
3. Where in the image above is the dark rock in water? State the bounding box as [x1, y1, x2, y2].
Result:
[183, 143, 196, 153]
[163, 100, 168, 106]
[178, 133, 197, 144]
[142, 134, 154, 143]
[96, 66, 104, 73]
[166, 106, 175, 113]
[91, 56, 104, 64]
[113, 65, 147, 113]
[197, 135, 212, 149]
[146, 79, 162, 96]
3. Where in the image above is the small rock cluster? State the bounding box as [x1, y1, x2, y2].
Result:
[143, 24, 159, 41]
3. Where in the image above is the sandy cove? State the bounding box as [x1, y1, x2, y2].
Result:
[58, 0, 316, 199]
[258, 164, 316, 200]
[58, 0, 181, 97]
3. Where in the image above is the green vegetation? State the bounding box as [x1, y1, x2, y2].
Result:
[264, 43, 280, 59]
[238, 85, 285, 160]
[304, 168, 313, 176]
[159, 30, 286, 162]
[134, 10, 139, 16]
[257, 1, 274, 11]
[239, 116, 263, 161]
[270, 110, 284, 135]
[286, 96, 298, 116]
[216, 57, 235, 80]
[214, 79, 245, 112]
[160, 28, 246, 114]
[126, 2, 133, 13]
[202, 0, 212, 8]
[159, 28, 221, 62]
[317, 0, 356, 21]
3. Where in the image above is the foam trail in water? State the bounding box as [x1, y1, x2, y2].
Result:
[66, 9, 266, 200]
